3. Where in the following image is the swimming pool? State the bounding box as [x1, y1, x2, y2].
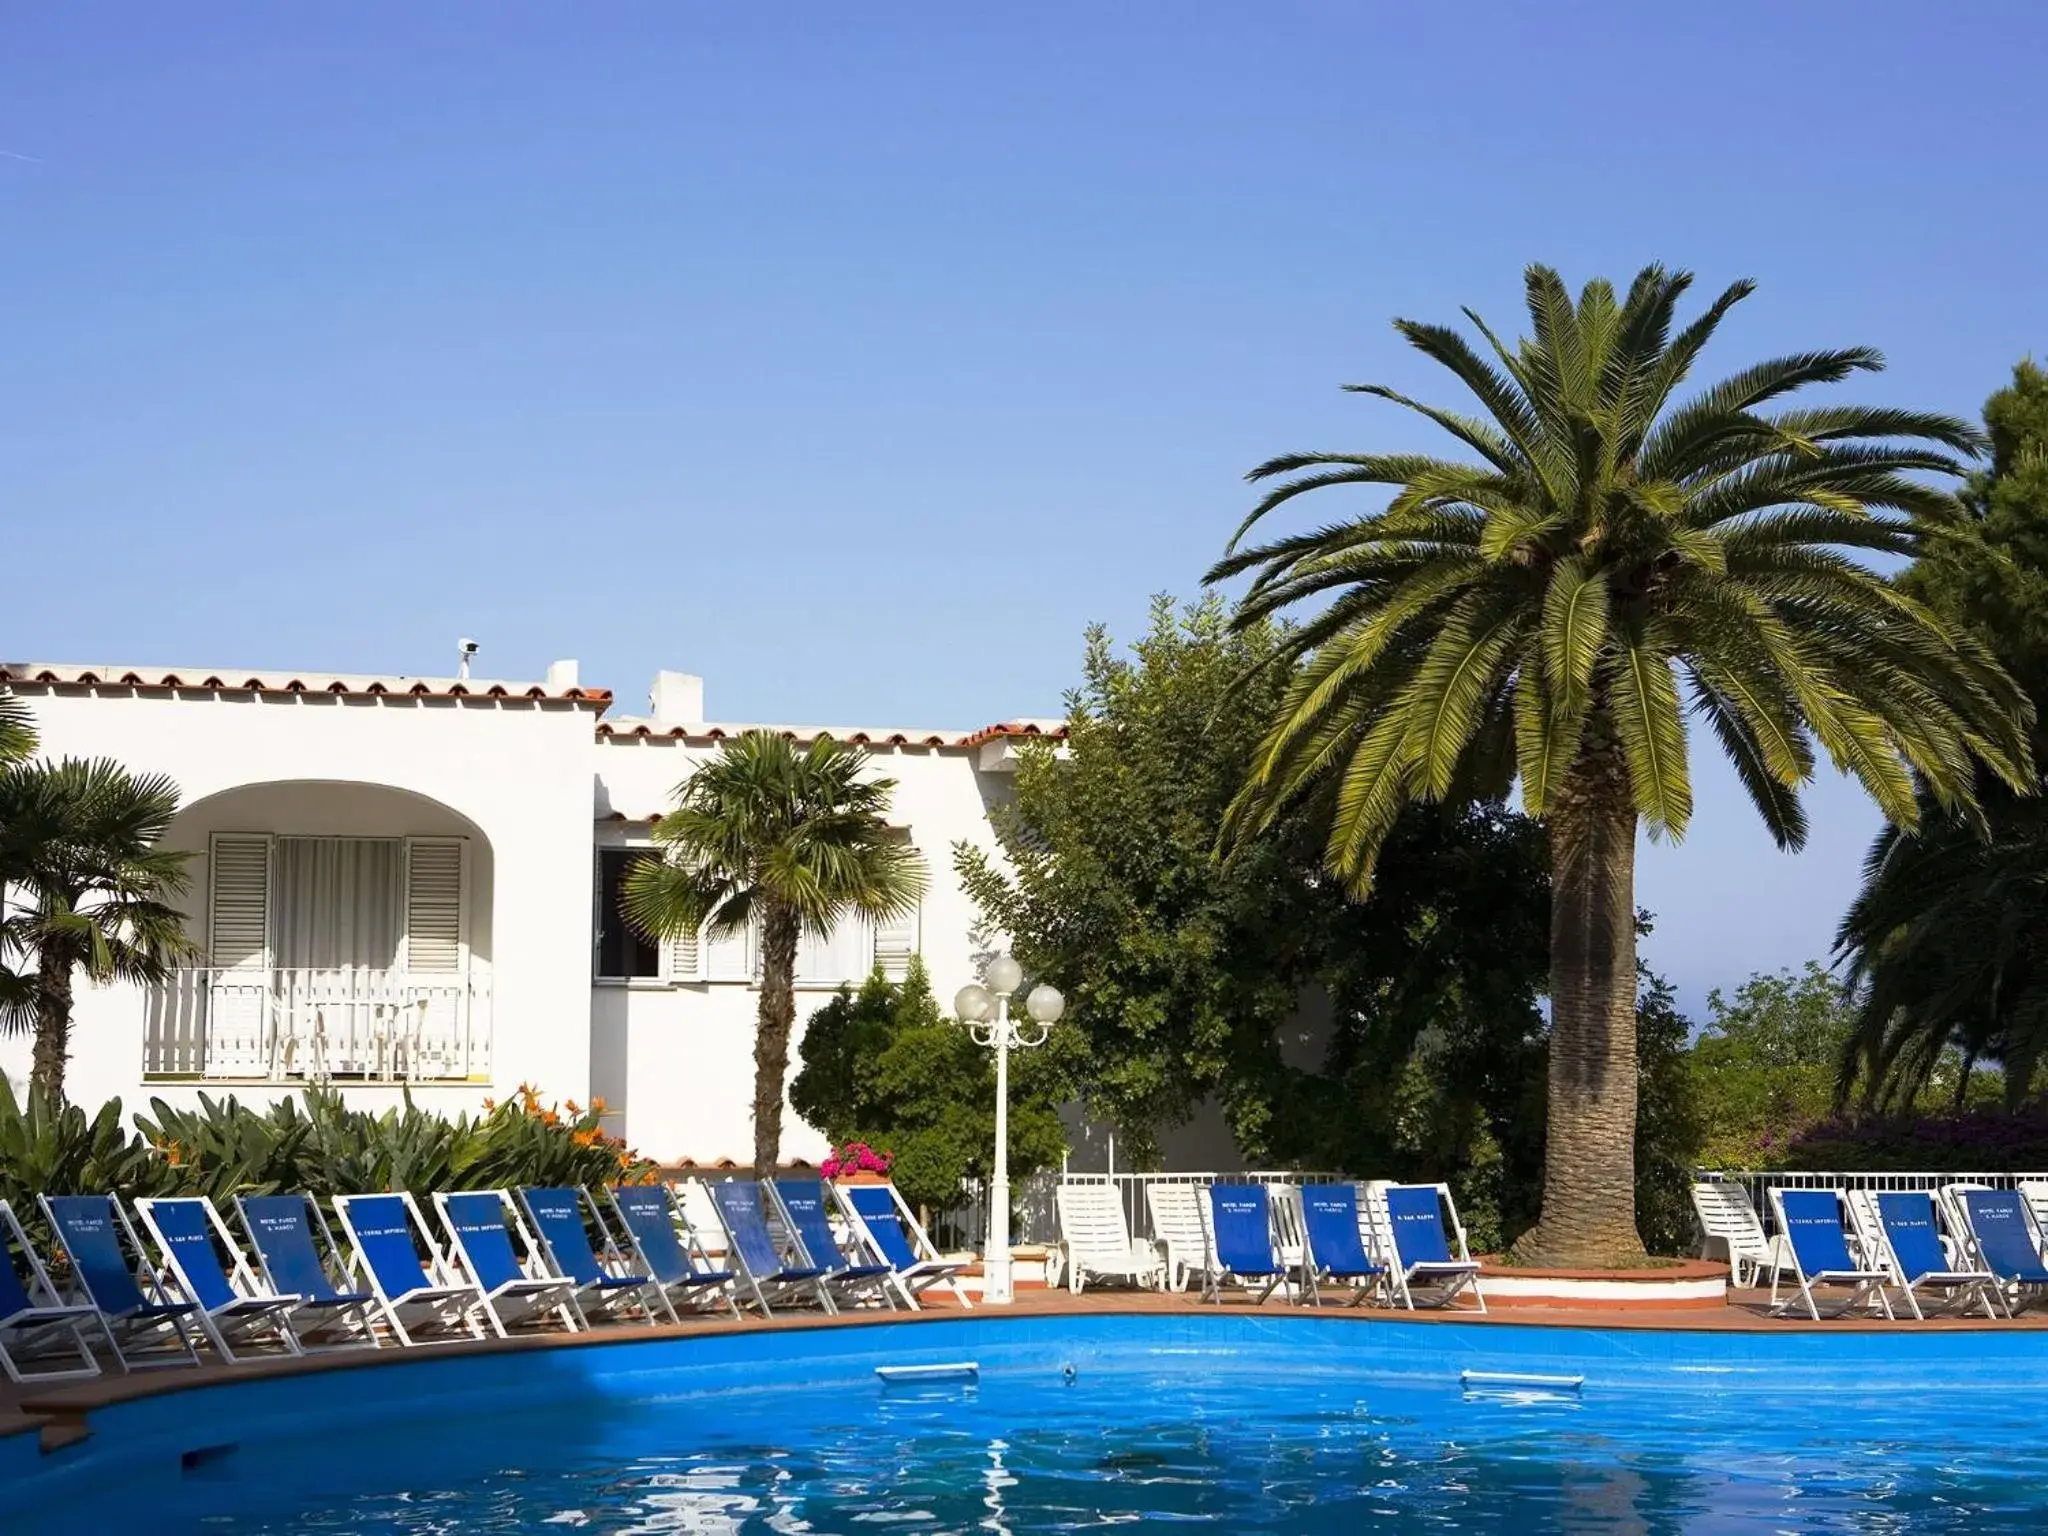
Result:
[16, 1312, 2048, 1532]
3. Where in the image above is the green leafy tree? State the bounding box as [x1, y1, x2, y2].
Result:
[955, 595, 1554, 1167]
[0, 758, 199, 1103]
[790, 958, 1064, 1219]
[623, 731, 927, 1174]
[1841, 362, 2048, 1105]
[1207, 264, 2031, 1265]
[1690, 962, 1858, 1166]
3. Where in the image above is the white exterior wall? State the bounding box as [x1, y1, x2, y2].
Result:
[0, 670, 1030, 1172]
[0, 685, 598, 1119]
[590, 737, 1009, 1164]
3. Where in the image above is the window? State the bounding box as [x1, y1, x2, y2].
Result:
[207, 834, 468, 974]
[594, 849, 660, 981]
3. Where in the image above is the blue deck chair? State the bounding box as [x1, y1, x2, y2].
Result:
[234, 1194, 381, 1350]
[0, 1198, 102, 1383]
[432, 1191, 581, 1337]
[1768, 1189, 1893, 1320]
[1855, 1191, 2003, 1321]
[515, 1187, 661, 1326]
[133, 1197, 302, 1363]
[603, 1183, 738, 1321]
[1953, 1188, 2048, 1312]
[332, 1192, 484, 1345]
[1201, 1184, 1287, 1304]
[770, 1179, 897, 1310]
[39, 1194, 201, 1370]
[836, 1182, 972, 1310]
[1379, 1184, 1485, 1312]
[707, 1180, 836, 1316]
[1299, 1184, 1387, 1307]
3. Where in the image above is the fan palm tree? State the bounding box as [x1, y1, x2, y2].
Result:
[1207, 264, 2033, 1266]
[623, 730, 927, 1174]
[0, 692, 38, 1032]
[0, 757, 199, 1103]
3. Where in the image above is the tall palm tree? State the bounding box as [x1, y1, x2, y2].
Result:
[0, 757, 199, 1103]
[1207, 264, 2033, 1266]
[623, 731, 927, 1174]
[1837, 780, 2048, 1111]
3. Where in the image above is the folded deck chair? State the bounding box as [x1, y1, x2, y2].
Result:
[515, 1187, 661, 1326]
[836, 1181, 972, 1310]
[1053, 1182, 1163, 1295]
[332, 1192, 485, 1345]
[1144, 1184, 1212, 1294]
[1949, 1187, 2048, 1312]
[0, 1198, 102, 1383]
[706, 1180, 836, 1316]
[234, 1194, 381, 1350]
[1691, 1180, 1795, 1288]
[602, 1184, 739, 1321]
[1298, 1183, 1387, 1307]
[1200, 1184, 1288, 1304]
[770, 1179, 897, 1309]
[1768, 1188, 1893, 1320]
[432, 1191, 581, 1337]
[40, 1194, 201, 1370]
[1848, 1190, 2002, 1321]
[134, 1196, 303, 1363]
[1376, 1183, 1485, 1312]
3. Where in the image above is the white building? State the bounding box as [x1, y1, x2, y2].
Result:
[0, 659, 1061, 1166]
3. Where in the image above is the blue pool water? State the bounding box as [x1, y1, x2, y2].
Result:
[18, 1314, 2048, 1533]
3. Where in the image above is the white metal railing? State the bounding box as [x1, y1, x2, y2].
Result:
[143, 967, 492, 1083]
[936, 1168, 1339, 1251]
[1700, 1169, 2048, 1236]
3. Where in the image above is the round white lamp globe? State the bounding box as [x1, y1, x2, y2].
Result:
[953, 983, 993, 1023]
[1025, 983, 1066, 1025]
[985, 954, 1025, 998]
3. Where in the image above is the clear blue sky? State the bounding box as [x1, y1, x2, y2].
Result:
[5, 3, 2045, 1016]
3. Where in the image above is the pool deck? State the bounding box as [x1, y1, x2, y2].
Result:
[7, 1282, 2046, 1448]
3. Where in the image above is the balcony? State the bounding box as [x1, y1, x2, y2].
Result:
[144, 967, 493, 1083]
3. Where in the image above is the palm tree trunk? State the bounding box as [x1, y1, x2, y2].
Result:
[1517, 723, 1649, 1268]
[30, 940, 75, 1105]
[751, 903, 802, 1175]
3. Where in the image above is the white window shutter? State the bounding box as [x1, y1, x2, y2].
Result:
[403, 838, 466, 972]
[208, 834, 272, 969]
[667, 925, 701, 983]
[874, 902, 919, 981]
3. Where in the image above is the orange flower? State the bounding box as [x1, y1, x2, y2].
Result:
[572, 1128, 599, 1147]
[565, 1098, 582, 1117]
[481, 1096, 497, 1112]
[589, 1096, 608, 1114]
[541, 1108, 560, 1126]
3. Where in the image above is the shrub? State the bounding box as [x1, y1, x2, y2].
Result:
[0, 1077, 657, 1222]
[1786, 1106, 2048, 1172]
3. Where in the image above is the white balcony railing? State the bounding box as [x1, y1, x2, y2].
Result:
[143, 967, 492, 1083]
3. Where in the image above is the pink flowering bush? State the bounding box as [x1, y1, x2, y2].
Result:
[821, 1140, 893, 1178]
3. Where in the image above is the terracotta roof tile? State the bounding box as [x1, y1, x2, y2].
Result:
[0, 662, 611, 710]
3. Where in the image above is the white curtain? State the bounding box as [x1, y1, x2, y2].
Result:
[796, 915, 874, 985]
[272, 838, 403, 971]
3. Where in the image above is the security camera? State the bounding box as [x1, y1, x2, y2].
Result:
[459, 638, 479, 656]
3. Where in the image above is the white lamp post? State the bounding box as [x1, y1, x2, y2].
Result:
[954, 954, 1064, 1305]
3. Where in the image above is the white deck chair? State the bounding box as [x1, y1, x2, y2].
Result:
[1053, 1183, 1163, 1294]
[1367, 1181, 1486, 1311]
[1266, 1183, 1309, 1279]
[1143, 1184, 1212, 1293]
[333, 1192, 486, 1346]
[1767, 1188, 1892, 1320]
[0, 1199, 102, 1383]
[1691, 1180, 1794, 1287]
[1844, 1188, 2003, 1321]
[133, 1196, 304, 1363]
